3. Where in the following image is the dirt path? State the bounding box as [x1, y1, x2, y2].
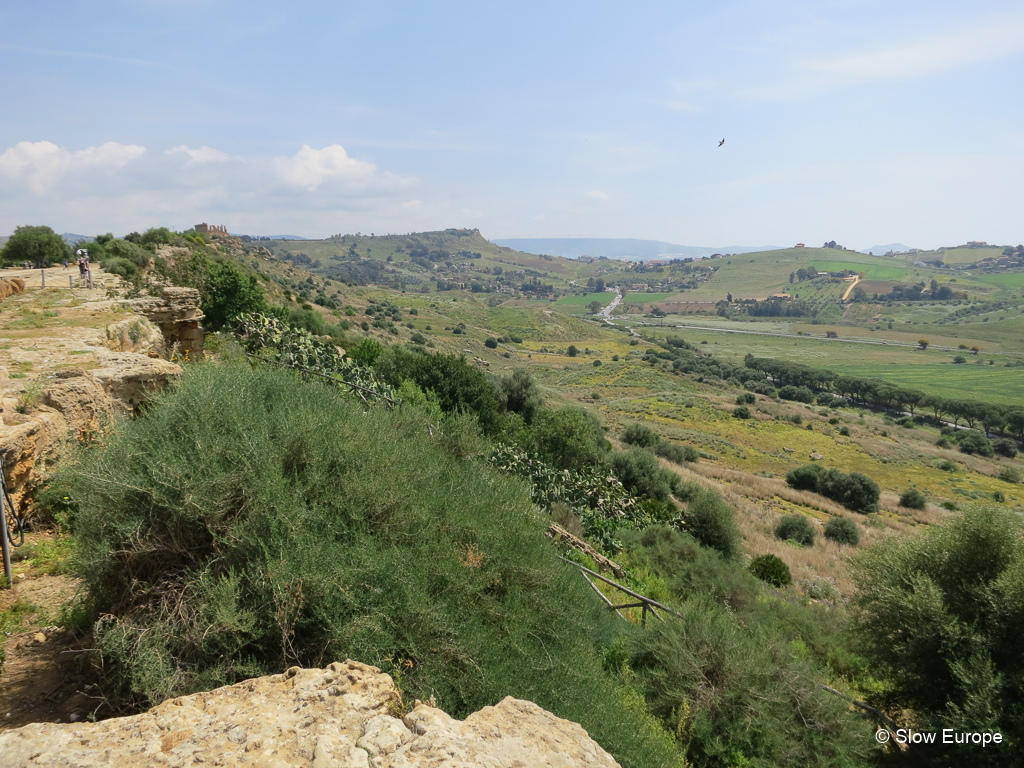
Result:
[841, 275, 860, 300]
[0, 573, 99, 729]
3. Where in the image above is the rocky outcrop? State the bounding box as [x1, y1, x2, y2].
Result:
[122, 287, 205, 356]
[0, 661, 620, 768]
[90, 351, 182, 416]
[104, 315, 166, 357]
[0, 277, 26, 302]
[1, 360, 181, 508]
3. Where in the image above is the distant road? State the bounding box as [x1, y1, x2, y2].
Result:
[612, 318, 1024, 357]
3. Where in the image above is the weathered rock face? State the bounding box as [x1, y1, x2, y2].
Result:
[104, 315, 166, 357]
[122, 287, 205, 356]
[90, 351, 182, 416]
[41, 369, 115, 441]
[0, 661, 621, 768]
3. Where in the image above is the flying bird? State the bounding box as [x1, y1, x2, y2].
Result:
[718, 138, 725, 147]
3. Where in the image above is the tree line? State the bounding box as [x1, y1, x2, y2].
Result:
[744, 356, 1024, 439]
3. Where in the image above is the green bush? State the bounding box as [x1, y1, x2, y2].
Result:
[484, 337, 498, 349]
[42, 363, 678, 768]
[101, 257, 138, 278]
[622, 423, 659, 448]
[736, 392, 756, 405]
[994, 438, 1018, 458]
[105, 238, 150, 268]
[898, 488, 927, 510]
[653, 440, 697, 464]
[682, 488, 741, 559]
[749, 554, 792, 587]
[348, 338, 385, 367]
[774, 515, 816, 546]
[957, 430, 994, 456]
[733, 406, 751, 419]
[785, 464, 879, 513]
[838, 426, 850, 436]
[823, 517, 859, 546]
[997, 466, 1021, 484]
[410, 332, 426, 345]
[852, 505, 1024, 763]
[610, 448, 677, 503]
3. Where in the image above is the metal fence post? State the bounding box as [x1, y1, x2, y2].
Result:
[1, 477, 12, 589]
[69, 275, 74, 289]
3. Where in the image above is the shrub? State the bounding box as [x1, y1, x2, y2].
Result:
[622, 423, 659, 448]
[105, 238, 150, 268]
[958, 430, 994, 457]
[610, 448, 680, 503]
[682, 488, 741, 559]
[899, 488, 927, 510]
[653, 440, 697, 464]
[748, 554, 792, 587]
[997, 467, 1021, 484]
[736, 393, 756, 405]
[778, 385, 815, 403]
[993, 490, 1005, 503]
[852, 505, 1024, 761]
[348, 337, 385, 367]
[566, 345, 578, 357]
[410, 332, 426, 344]
[823, 516, 859, 546]
[838, 426, 850, 436]
[101, 257, 137, 278]
[484, 337, 498, 349]
[733, 406, 751, 419]
[745, 379, 777, 397]
[785, 463, 824, 491]
[994, 438, 1018, 458]
[43, 363, 677, 768]
[774, 515, 816, 546]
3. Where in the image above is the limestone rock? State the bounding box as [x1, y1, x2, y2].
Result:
[809, 451, 825, 461]
[42, 369, 115, 440]
[104, 316, 166, 357]
[0, 661, 621, 768]
[91, 351, 181, 415]
[121, 287, 205, 355]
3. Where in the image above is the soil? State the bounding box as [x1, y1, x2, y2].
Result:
[0, 573, 101, 730]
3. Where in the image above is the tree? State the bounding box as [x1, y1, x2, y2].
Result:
[566, 345, 578, 357]
[529, 407, 608, 472]
[484, 337, 498, 349]
[852, 506, 1024, 763]
[918, 338, 930, 349]
[203, 260, 267, 328]
[588, 301, 602, 315]
[1, 225, 67, 268]
[499, 369, 541, 424]
[899, 488, 927, 510]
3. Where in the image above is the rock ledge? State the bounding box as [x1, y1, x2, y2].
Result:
[0, 660, 620, 768]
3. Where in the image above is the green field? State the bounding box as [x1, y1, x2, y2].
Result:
[809, 260, 909, 281]
[621, 292, 676, 303]
[828, 362, 1024, 405]
[975, 271, 1024, 289]
[553, 291, 616, 309]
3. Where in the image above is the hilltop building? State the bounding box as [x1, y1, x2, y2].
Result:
[195, 223, 228, 235]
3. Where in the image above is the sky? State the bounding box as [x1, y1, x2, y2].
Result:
[2, 0, 1023, 250]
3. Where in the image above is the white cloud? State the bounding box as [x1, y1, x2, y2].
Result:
[755, 16, 1024, 99]
[273, 144, 388, 191]
[0, 140, 417, 236]
[168, 145, 232, 164]
[584, 190, 609, 201]
[0, 140, 145, 194]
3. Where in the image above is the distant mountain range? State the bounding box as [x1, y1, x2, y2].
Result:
[62, 233, 92, 244]
[492, 238, 780, 260]
[861, 243, 911, 255]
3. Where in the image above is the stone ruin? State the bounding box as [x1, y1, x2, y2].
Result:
[122, 287, 206, 356]
[194, 222, 228, 235]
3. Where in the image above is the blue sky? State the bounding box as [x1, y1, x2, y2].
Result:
[2, 0, 1023, 250]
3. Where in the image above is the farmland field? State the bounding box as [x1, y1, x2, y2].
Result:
[809, 260, 909, 281]
[621, 292, 677, 303]
[553, 291, 616, 309]
[975, 271, 1024, 289]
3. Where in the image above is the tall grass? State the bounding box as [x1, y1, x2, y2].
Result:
[43, 362, 679, 768]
